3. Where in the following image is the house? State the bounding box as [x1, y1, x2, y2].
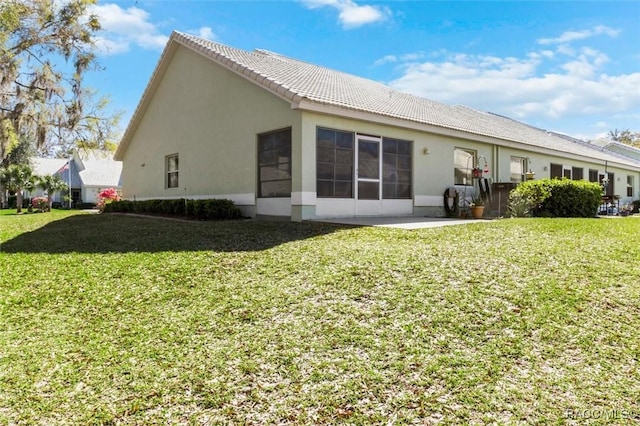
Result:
[591, 138, 640, 162]
[28, 149, 122, 207]
[114, 31, 640, 220]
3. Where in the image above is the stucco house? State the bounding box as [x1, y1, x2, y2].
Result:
[114, 31, 640, 220]
[28, 149, 122, 207]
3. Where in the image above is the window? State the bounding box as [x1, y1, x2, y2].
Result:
[166, 154, 179, 188]
[382, 138, 412, 199]
[589, 169, 599, 183]
[316, 128, 354, 198]
[258, 128, 292, 197]
[510, 156, 526, 183]
[550, 163, 563, 179]
[572, 167, 583, 181]
[563, 168, 572, 179]
[454, 148, 476, 185]
[627, 176, 634, 197]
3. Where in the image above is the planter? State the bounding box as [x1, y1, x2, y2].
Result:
[470, 206, 485, 219]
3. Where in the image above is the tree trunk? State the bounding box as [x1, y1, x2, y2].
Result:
[16, 192, 23, 214]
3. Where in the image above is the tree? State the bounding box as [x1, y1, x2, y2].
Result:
[0, 136, 34, 207]
[0, 0, 117, 161]
[37, 174, 68, 210]
[0, 164, 35, 213]
[608, 129, 640, 148]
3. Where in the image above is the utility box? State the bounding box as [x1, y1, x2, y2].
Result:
[491, 182, 517, 216]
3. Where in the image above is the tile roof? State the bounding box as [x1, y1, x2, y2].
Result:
[119, 31, 640, 169]
[76, 150, 123, 187]
[30, 150, 122, 188]
[30, 158, 67, 176]
[78, 160, 122, 187]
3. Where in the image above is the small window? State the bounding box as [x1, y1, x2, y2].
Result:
[510, 156, 526, 183]
[588, 169, 599, 183]
[627, 176, 634, 197]
[454, 148, 476, 185]
[572, 167, 583, 181]
[166, 154, 179, 188]
[550, 163, 563, 179]
[316, 127, 354, 198]
[382, 138, 412, 199]
[258, 128, 292, 198]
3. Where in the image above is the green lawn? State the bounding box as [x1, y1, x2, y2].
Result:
[1, 210, 639, 424]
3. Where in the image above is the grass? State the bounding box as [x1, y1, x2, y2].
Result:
[1, 210, 639, 425]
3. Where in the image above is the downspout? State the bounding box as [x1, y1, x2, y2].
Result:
[494, 145, 500, 182]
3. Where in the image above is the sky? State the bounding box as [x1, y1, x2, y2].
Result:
[82, 0, 640, 142]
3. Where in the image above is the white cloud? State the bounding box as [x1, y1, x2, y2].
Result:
[386, 49, 640, 122]
[374, 55, 398, 66]
[89, 3, 168, 55]
[379, 25, 636, 136]
[537, 25, 620, 45]
[374, 52, 424, 66]
[299, 0, 390, 28]
[194, 27, 216, 41]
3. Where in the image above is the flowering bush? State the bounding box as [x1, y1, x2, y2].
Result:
[31, 196, 49, 212]
[96, 188, 121, 212]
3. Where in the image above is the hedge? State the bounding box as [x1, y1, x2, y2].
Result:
[507, 178, 602, 218]
[103, 198, 242, 221]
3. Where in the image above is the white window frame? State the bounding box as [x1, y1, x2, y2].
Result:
[166, 154, 179, 189]
[510, 156, 527, 183]
[454, 147, 476, 186]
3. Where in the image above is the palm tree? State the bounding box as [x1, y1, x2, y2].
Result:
[37, 174, 69, 211]
[0, 164, 35, 213]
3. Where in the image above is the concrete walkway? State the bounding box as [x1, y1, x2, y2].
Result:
[312, 216, 492, 229]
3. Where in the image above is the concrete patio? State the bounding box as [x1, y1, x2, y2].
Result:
[311, 216, 492, 229]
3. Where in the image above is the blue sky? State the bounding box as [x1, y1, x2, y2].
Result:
[84, 0, 640, 141]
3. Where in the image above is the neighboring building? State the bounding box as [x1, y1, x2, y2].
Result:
[28, 149, 122, 207]
[591, 138, 640, 162]
[114, 31, 640, 220]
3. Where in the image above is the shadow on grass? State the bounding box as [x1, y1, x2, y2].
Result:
[0, 213, 354, 254]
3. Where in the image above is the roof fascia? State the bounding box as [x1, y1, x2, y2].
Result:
[293, 100, 640, 171]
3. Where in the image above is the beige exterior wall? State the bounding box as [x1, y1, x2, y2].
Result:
[120, 45, 301, 215]
[299, 111, 495, 218]
[496, 146, 640, 204]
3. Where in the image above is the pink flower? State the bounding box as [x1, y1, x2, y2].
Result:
[96, 188, 121, 212]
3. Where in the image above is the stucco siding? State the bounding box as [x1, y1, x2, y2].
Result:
[120, 45, 301, 208]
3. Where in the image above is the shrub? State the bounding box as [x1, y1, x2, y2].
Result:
[507, 178, 602, 218]
[96, 188, 121, 212]
[104, 198, 242, 221]
[31, 196, 49, 212]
